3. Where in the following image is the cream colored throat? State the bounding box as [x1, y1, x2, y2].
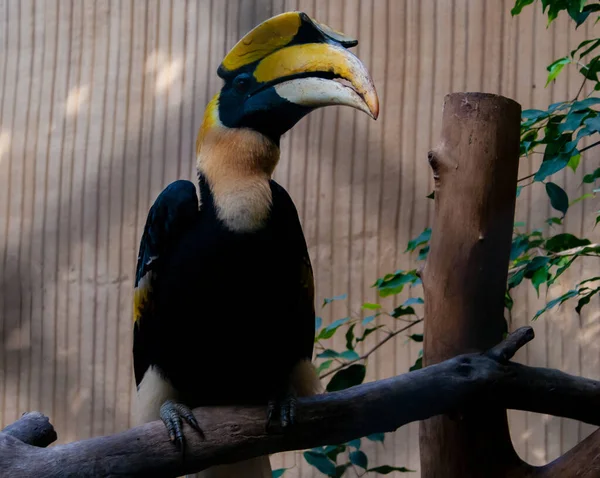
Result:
[197, 127, 280, 233]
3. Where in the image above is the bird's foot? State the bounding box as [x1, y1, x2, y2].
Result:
[266, 389, 297, 431]
[159, 399, 204, 451]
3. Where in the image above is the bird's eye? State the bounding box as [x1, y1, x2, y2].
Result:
[233, 74, 251, 93]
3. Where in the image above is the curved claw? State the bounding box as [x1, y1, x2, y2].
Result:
[159, 400, 204, 452]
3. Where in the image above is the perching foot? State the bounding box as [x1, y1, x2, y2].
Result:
[266, 389, 297, 430]
[159, 399, 204, 451]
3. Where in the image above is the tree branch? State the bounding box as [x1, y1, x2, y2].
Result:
[1, 411, 57, 447]
[1, 327, 600, 477]
[536, 428, 600, 478]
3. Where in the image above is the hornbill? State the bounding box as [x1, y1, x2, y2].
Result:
[132, 11, 379, 478]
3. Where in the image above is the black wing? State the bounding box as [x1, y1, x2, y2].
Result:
[132, 179, 199, 387]
[270, 181, 316, 362]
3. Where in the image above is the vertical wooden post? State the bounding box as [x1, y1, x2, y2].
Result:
[419, 93, 524, 477]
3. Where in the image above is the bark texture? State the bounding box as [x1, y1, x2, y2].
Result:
[419, 92, 525, 477]
[3, 327, 600, 477]
[1, 411, 57, 447]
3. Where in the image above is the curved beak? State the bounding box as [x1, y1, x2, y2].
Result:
[252, 43, 379, 120]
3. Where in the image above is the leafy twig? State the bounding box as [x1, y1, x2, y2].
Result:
[508, 243, 600, 276]
[320, 319, 423, 379]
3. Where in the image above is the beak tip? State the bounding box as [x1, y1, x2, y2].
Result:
[368, 96, 380, 120]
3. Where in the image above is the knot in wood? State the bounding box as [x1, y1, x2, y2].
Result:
[427, 151, 441, 179]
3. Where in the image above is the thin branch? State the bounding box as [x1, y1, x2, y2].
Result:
[579, 139, 600, 154]
[319, 319, 423, 379]
[574, 70, 588, 102]
[518, 172, 536, 183]
[2, 327, 600, 478]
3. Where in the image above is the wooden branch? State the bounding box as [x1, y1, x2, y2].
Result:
[1, 411, 57, 447]
[2, 327, 600, 478]
[536, 428, 600, 478]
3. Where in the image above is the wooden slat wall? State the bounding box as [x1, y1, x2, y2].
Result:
[1, 1, 599, 475]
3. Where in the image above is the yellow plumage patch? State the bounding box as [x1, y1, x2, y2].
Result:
[196, 93, 222, 155]
[133, 272, 152, 324]
[220, 12, 301, 72]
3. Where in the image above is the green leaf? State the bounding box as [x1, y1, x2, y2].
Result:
[426, 190, 435, 199]
[324, 444, 346, 462]
[583, 115, 600, 133]
[326, 317, 350, 331]
[315, 317, 322, 331]
[357, 325, 383, 341]
[522, 108, 549, 121]
[362, 315, 375, 326]
[373, 270, 420, 298]
[317, 349, 342, 359]
[579, 56, 600, 81]
[546, 182, 570, 216]
[406, 228, 432, 252]
[546, 216, 563, 226]
[409, 356, 423, 372]
[547, 255, 577, 287]
[339, 350, 360, 361]
[408, 333, 423, 342]
[508, 269, 525, 289]
[418, 245, 430, 261]
[533, 289, 579, 320]
[349, 450, 368, 469]
[514, 221, 526, 228]
[366, 433, 385, 442]
[346, 438, 361, 449]
[516, 186, 523, 198]
[559, 111, 589, 135]
[317, 318, 350, 340]
[583, 167, 600, 183]
[525, 256, 551, 274]
[570, 193, 594, 205]
[362, 302, 381, 310]
[303, 451, 336, 475]
[403, 297, 424, 306]
[322, 293, 347, 307]
[505, 290, 514, 311]
[332, 464, 350, 478]
[546, 57, 571, 86]
[367, 465, 416, 474]
[317, 359, 333, 374]
[580, 276, 600, 286]
[545, 233, 591, 252]
[534, 158, 569, 181]
[317, 349, 359, 361]
[391, 305, 416, 318]
[326, 364, 366, 392]
[575, 287, 600, 314]
[356, 325, 385, 343]
[511, 0, 536, 16]
[532, 267, 549, 295]
[570, 7, 600, 27]
[272, 468, 288, 478]
[346, 324, 356, 350]
[571, 97, 600, 111]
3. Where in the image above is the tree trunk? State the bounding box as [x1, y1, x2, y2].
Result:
[419, 92, 525, 478]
